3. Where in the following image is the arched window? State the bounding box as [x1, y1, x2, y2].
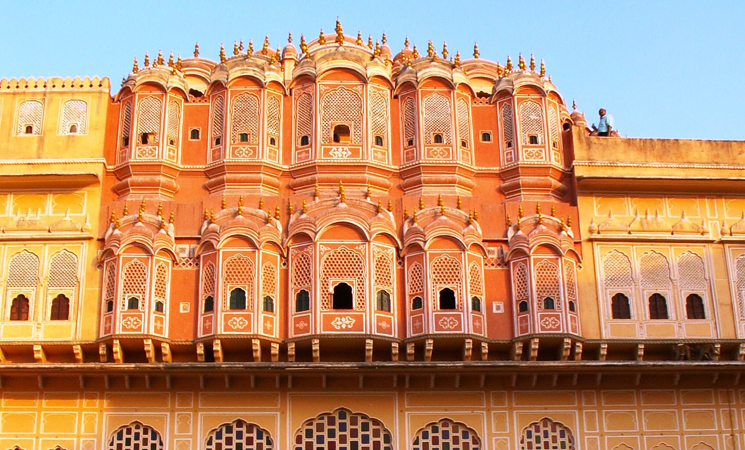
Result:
[648, 293, 669, 319]
[231, 93, 260, 144]
[332, 283, 354, 310]
[10, 294, 30, 321]
[203, 295, 214, 313]
[471, 296, 482, 312]
[17, 100, 43, 135]
[106, 300, 114, 313]
[374, 135, 384, 146]
[229, 288, 247, 310]
[136, 96, 162, 145]
[376, 290, 391, 312]
[413, 419, 481, 450]
[59, 99, 87, 135]
[518, 300, 529, 312]
[25, 125, 33, 134]
[296, 290, 310, 312]
[412, 296, 423, 310]
[332, 124, 351, 143]
[205, 419, 274, 450]
[190, 128, 200, 140]
[520, 418, 575, 450]
[686, 294, 706, 319]
[50, 294, 70, 320]
[568, 301, 576, 312]
[519, 100, 544, 146]
[439, 288, 456, 310]
[294, 408, 392, 450]
[300, 135, 309, 146]
[154, 301, 164, 313]
[403, 97, 416, 147]
[239, 132, 249, 142]
[211, 94, 225, 146]
[263, 295, 275, 313]
[611, 293, 631, 319]
[543, 297, 556, 310]
[481, 131, 492, 142]
[269, 137, 276, 146]
[433, 133, 444, 144]
[69, 124, 78, 133]
[107, 421, 164, 450]
[127, 297, 139, 310]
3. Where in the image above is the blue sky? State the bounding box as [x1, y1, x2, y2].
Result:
[2, 1, 742, 140]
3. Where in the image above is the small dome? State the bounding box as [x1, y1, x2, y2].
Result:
[282, 42, 297, 60]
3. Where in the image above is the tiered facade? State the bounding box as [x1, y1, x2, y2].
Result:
[1, 23, 744, 450]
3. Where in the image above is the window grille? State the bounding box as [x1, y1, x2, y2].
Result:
[640, 251, 671, 288]
[501, 103, 514, 145]
[153, 262, 168, 311]
[321, 246, 365, 310]
[403, 97, 416, 146]
[535, 260, 561, 310]
[519, 101, 544, 145]
[121, 102, 132, 146]
[266, 95, 281, 145]
[136, 96, 162, 144]
[370, 87, 389, 147]
[223, 254, 254, 310]
[677, 251, 706, 289]
[423, 93, 452, 145]
[205, 419, 273, 450]
[293, 409, 392, 450]
[17, 100, 43, 135]
[408, 262, 424, 295]
[457, 98, 471, 148]
[519, 418, 575, 450]
[603, 251, 633, 287]
[166, 99, 180, 145]
[59, 100, 87, 134]
[430, 254, 462, 308]
[120, 259, 147, 310]
[211, 94, 225, 144]
[295, 92, 313, 146]
[320, 87, 363, 144]
[8, 250, 40, 288]
[48, 250, 78, 288]
[106, 422, 163, 450]
[231, 92, 260, 144]
[413, 419, 481, 450]
[469, 262, 484, 296]
[514, 262, 529, 302]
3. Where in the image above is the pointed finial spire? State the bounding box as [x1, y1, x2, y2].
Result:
[540, 59, 545, 77]
[377, 200, 383, 214]
[404, 36, 410, 49]
[339, 180, 345, 203]
[367, 35, 373, 49]
[506, 214, 512, 227]
[518, 53, 526, 71]
[473, 43, 479, 59]
[419, 197, 425, 210]
[412, 45, 419, 58]
[262, 35, 269, 55]
[233, 41, 239, 55]
[427, 41, 434, 57]
[572, 99, 577, 111]
[168, 51, 174, 67]
[221, 196, 226, 210]
[438, 194, 444, 207]
[388, 199, 393, 212]
[356, 31, 363, 46]
[457, 196, 462, 210]
[300, 35, 308, 54]
[259, 198, 264, 210]
[505, 55, 513, 73]
[496, 63, 503, 77]
[289, 203, 295, 215]
[366, 184, 372, 199]
[239, 39, 244, 51]
[518, 204, 524, 219]
[374, 40, 381, 57]
[219, 43, 226, 63]
[441, 204, 446, 215]
[144, 51, 150, 67]
[157, 49, 164, 66]
[169, 211, 175, 224]
[204, 208, 209, 220]
[473, 209, 479, 221]
[529, 54, 535, 72]
[274, 205, 280, 220]
[454, 51, 461, 67]
[139, 198, 146, 213]
[442, 42, 448, 59]
[157, 202, 164, 218]
[176, 54, 183, 71]
[382, 32, 387, 44]
[132, 56, 139, 73]
[335, 18, 344, 45]
[551, 205, 556, 216]
[404, 207, 409, 219]
[247, 39, 254, 55]
[536, 203, 542, 215]
[412, 209, 418, 223]
[302, 199, 308, 214]
[318, 29, 326, 45]
[194, 42, 200, 57]
[209, 209, 215, 223]
[123, 203, 129, 216]
[288, 31, 293, 43]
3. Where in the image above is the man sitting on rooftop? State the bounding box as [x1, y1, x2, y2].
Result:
[591, 108, 614, 136]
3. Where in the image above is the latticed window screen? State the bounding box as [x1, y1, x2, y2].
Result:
[47, 251, 77, 315]
[166, 99, 180, 145]
[121, 102, 132, 145]
[403, 97, 416, 146]
[640, 251, 671, 287]
[412, 419, 482, 450]
[469, 262, 484, 296]
[211, 95, 225, 143]
[535, 260, 561, 310]
[370, 87, 389, 146]
[107, 422, 164, 450]
[104, 262, 117, 305]
[292, 247, 313, 291]
[223, 254, 254, 310]
[519, 101, 544, 145]
[320, 246, 366, 310]
[59, 100, 87, 135]
[17, 100, 43, 135]
[205, 419, 273, 450]
[564, 259, 577, 305]
[321, 87, 363, 144]
[514, 262, 529, 302]
[8, 250, 40, 288]
[231, 92, 260, 144]
[457, 98, 471, 148]
[373, 248, 394, 291]
[423, 93, 453, 145]
[262, 262, 277, 298]
[293, 409, 393, 450]
[548, 103, 559, 145]
[295, 91, 313, 146]
[501, 103, 514, 144]
[408, 262, 424, 295]
[121, 259, 148, 310]
[520, 418, 575, 450]
[202, 262, 216, 298]
[153, 263, 168, 306]
[737, 255, 745, 320]
[136, 96, 162, 144]
[266, 95, 281, 145]
[603, 251, 633, 287]
[430, 254, 462, 308]
[677, 251, 706, 289]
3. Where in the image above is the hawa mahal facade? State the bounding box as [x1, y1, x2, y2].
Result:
[0, 21, 744, 450]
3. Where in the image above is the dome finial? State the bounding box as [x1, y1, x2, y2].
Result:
[518, 53, 526, 71]
[427, 41, 434, 57]
[239, 40, 244, 52]
[300, 35, 308, 54]
[368, 35, 373, 49]
[335, 18, 344, 45]
[473, 43, 479, 59]
[288, 32, 292, 43]
[262, 35, 269, 55]
[404, 36, 410, 49]
[247, 39, 254, 56]
[529, 54, 535, 71]
[412, 44, 419, 58]
[168, 51, 174, 67]
[374, 40, 381, 57]
[339, 180, 346, 203]
[193, 43, 199, 58]
[318, 28, 326, 45]
[176, 54, 182, 71]
[219, 43, 226, 63]
[382, 32, 387, 44]
[144, 51, 150, 67]
[132, 56, 138, 73]
[454, 51, 461, 67]
[572, 99, 577, 111]
[157, 49, 164, 66]
[233, 41, 239, 56]
[356, 31, 363, 46]
[442, 42, 448, 59]
[505, 55, 513, 73]
[540, 59, 546, 77]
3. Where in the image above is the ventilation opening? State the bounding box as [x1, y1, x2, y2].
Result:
[239, 132, 249, 142]
[407, 138, 414, 147]
[300, 135, 309, 146]
[190, 129, 200, 140]
[68, 123, 78, 134]
[648, 293, 668, 320]
[506, 140, 513, 148]
[374, 135, 384, 146]
[518, 300, 529, 313]
[562, 122, 571, 132]
[461, 139, 468, 148]
[411, 296, 423, 310]
[106, 300, 114, 313]
[439, 288, 456, 310]
[140, 132, 155, 145]
[127, 297, 139, 310]
[481, 131, 492, 142]
[528, 134, 539, 145]
[189, 88, 204, 98]
[471, 296, 482, 312]
[203, 295, 214, 313]
[229, 288, 247, 310]
[262, 296, 275, 313]
[376, 290, 391, 312]
[269, 136, 277, 146]
[686, 294, 705, 319]
[433, 133, 444, 144]
[568, 300, 576, 312]
[169, 138, 176, 145]
[214, 137, 222, 146]
[122, 136, 130, 146]
[333, 124, 351, 144]
[154, 301, 164, 313]
[332, 283, 354, 310]
[50, 294, 70, 320]
[296, 290, 310, 312]
[24, 125, 33, 135]
[611, 293, 631, 319]
[10, 294, 30, 321]
[543, 297, 556, 310]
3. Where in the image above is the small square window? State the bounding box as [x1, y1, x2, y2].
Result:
[528, 135, 539, 145]
[480, 131, 492, 142]
[189, 128, 201, 140]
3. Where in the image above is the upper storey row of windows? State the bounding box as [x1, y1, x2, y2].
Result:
[5, 99, 89, 136]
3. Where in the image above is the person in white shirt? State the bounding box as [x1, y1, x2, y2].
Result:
[591, 108, 614, 136]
